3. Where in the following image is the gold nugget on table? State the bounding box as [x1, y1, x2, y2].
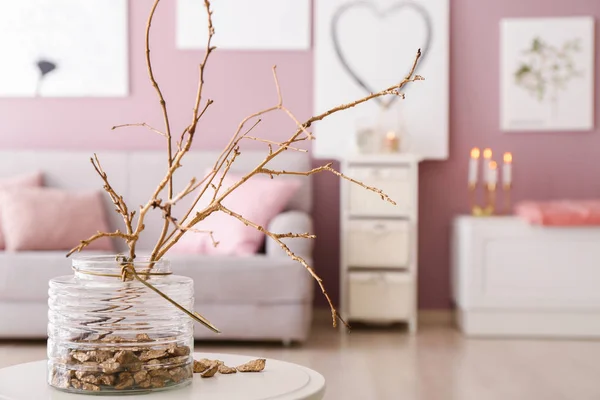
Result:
[218, 364, 237, 374]
[192, 357, 265, 377]
[193, 358, 212, 373]
[236, 359, 266, 373]
[200, 363, 219, 378]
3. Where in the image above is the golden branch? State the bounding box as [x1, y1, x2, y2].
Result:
[217, 205, 345, 328]
[142, 0, 175, 262]
[211, 146, 241, 202]
[165, 215, 219, 248]
[156, 49, 422, 261]
[111, 123, 166, 137]
[243, 136, 308, 153]
[67, 230, 136, 258]
[273, 232, 316, 239]
[152, 51, 422, 329]
[90, 154, 135, 237]
[304, 48, 422, 129]
[271, 66, 314, 140]
[188, 0, 215, 136]
[258, 163, 397, 205]
[132, 0, 215, 260]
[177, 99, 213, 151]
[166, 177, 198, 207]
[145, 0, 173, 198]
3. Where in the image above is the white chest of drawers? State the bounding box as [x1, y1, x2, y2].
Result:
[340, 154, 421, 332]
[452, 216, 600, 338]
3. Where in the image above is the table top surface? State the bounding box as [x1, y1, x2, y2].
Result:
[0, 353, 325, 400]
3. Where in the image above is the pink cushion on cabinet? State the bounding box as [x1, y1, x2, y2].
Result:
[0, 172, 43, 249]
[1, 187, 113, 252]
[171, 174, 302, 256]
[515, 200, 600, 226]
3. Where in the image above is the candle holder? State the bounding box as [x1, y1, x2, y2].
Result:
[468, 183, 493, 216]
[469, 182, 512, 216]
[503, 183, 512, 214]
[467, 148, 512, 216]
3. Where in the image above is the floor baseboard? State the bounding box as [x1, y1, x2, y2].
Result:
[312, 308, 454, 327]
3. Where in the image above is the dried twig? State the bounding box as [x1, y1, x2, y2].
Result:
[271, 66, 314, 140]
[132, 0, 215, 261]
[243, 136, 307, 153]
[166, 177, 198, 207]
[188, 0, 215, 136]
[144, 0, 176, 262]
[67, 230, 135, 258]
[145, 0, 173, 194]
[166, 53, 422, 244]
[258, 163, 397, 205]
[217, 205, 346, 328]
[273, 232, 316, 239]
[166, 215, 219, 248]
[177, 100, 213, 151]
[211, 147, 241, 201]
[111, 123, 166, 137]
[90, 154, 135, 241]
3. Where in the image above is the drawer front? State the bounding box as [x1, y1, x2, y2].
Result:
[348, 166, 411, 216]
[347, 220, 410, 268]
[349, 272, 413, 321]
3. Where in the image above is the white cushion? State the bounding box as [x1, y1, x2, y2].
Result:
[169, 254, 313, 303]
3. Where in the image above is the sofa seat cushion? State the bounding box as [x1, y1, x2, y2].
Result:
[0, 251, 112, 302]
[0, 252, 314, 305]
[169, 254, 314, 304]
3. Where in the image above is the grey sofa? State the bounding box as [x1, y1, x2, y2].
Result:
[0, 150, 314, 343]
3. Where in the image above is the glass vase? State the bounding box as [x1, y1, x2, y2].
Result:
[48, 256, 194, 394]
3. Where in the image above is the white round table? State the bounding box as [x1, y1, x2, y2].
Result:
[0, 353, 325, 400]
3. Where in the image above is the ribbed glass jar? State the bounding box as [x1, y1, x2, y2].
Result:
[48, 256, 194, 394]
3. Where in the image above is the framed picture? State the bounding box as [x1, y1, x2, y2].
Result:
[0, 0, 128, 98]
[501, 17, 595, 132]
[177, 0, 310, 51]
[313, 0, 449, 160]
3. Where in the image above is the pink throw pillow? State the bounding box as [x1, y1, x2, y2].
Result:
[1, 187, 113, 252]
[172, 173, 302, 256]
[515, 200, 600, 226]
[0, 172, 43, 249]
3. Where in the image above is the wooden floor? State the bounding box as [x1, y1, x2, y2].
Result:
[1, 320, 600, 400]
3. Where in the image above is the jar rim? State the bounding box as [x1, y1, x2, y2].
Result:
[72, 255, 171, 274]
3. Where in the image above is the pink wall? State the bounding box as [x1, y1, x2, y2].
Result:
[1, 0, 600, 309]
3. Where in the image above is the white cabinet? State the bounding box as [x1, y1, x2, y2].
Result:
[340, 154, 421, 332]
[452, 216, 600, 338]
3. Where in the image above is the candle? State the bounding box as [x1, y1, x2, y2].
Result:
[482, 148, 492, 182]
[384, 131, 400, 153]
[468, 147, 480, 186]
[503, 152, 512, 187]
[488, 161, 498, 187]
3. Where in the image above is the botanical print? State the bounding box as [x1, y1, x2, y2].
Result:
[0, 0, 128, 97]
[501, 17, 594, 132]
[514, 37, 582, 106]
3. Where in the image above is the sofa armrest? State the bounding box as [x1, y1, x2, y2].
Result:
[266, 211, 314, 258]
